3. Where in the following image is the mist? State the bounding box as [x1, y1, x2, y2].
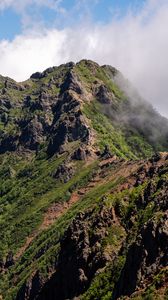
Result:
[99, 66, 168, 149]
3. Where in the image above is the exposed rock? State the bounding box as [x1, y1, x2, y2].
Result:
[52, 163, 75, 183]
[0, 98, 12, 110]
[0, 262, 4, 273]
[101, 144, 113, 159]
[96, 84, 114, 104]
[47, 117, 90, 156]
[16, 271, 44, 300]
[37, 206, 123, 300]
[4, 79, 21, 90]
[47, 91, 90, 156]
[30, 72, 44, 80]
[0, 134, 18, 154]
[114, 212, 168, 298]
[23, 96, 43, 111]
[101, 65, 118, 78]
[4, 251, 14, 269]
[60, 70, 83, 95]
[72, 147, 90, 160]
[19, 116, 44, 151]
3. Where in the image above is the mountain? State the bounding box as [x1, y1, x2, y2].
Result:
[0, 59, 168, 300]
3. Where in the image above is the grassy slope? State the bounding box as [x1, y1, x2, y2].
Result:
[2, 158, 122, 299]
[2, 156, 168, 300]
[82, 100, 153, 159]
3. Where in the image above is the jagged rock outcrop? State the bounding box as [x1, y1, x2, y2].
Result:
[96, 84, 114, 104]
[114, 212, 168, 298]
[0, 63, 94, 156]
[37, 205, 124, 300]
[47, 105, 90, 156]
[19, 116, 44, 151]
[72, 147, 90, 160]
[16, 271, 44, 300]
[52, 163, 75, 183]
[0, 134, 19, 153]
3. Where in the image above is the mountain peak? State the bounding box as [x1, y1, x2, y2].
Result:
[0, 59, 168, 300]
[0, 59, 168, 158]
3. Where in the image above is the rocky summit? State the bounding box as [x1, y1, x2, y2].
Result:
[0, 59, 168, 300]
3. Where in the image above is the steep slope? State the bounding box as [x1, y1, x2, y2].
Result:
[0, 60, 168, 300]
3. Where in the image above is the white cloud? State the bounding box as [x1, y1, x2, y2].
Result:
[0, 0, 62, 11]
[0, 29, 67, 79]
[0, 0, 168, 116]
[0, 0, 65, 28]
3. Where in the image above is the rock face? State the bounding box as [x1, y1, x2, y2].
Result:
[38, 206, 124, 300]
[19, 116, 44, 151]
[47, 91, 90, 156]
[115, 212, 168, 298]
[95, 84, 115, 104]
[52, 163, 75, 183]
[0, 134, 18, 153]
[0, 63, 93, 156]
[16, 271, 44, 300]
[72, 147, 90, 160]
[46, 68, 91, 156]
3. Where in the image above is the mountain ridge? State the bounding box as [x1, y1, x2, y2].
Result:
[0, 59, 168, 300]
[1, 59, 168, 158]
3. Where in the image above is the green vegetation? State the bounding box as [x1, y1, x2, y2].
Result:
[131, 268, 168, 300]
[76, 60, 124, 98]
[83, 100, 154, 159]
[2, 161, 123, 299]
[0, 149, 100, 260]
[81, 256, 125, 300]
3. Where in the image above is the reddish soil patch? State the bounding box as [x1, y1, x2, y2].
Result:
[40, 192, 80, 230]
[15, 153, 168, 261]
[15, 192, 81, 260]
[15, 236, 35, 260]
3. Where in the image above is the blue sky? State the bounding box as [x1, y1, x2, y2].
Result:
[0, 8, 21, 40]
[0, 0, 146, 40]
